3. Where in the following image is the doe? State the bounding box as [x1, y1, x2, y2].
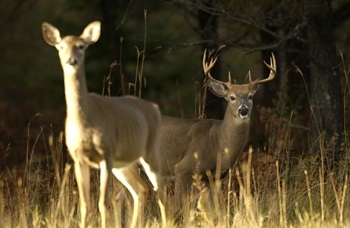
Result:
[42, 21, 165, 228]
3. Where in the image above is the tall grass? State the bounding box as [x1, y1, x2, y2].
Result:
[1, 127, 348, 227]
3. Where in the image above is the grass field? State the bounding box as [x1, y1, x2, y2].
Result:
[0, 127, 349, 227]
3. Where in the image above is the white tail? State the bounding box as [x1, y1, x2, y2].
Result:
[157, 49, 276, 221]
[42, 21, 165, 228]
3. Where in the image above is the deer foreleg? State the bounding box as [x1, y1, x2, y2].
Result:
[74, 162, 90, 228]
[174, 172, 193, 224]
[99, 159, 112, 228]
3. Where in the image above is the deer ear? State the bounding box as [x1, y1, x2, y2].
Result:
[42, 22, 61, 46]
[80, 21, 101, 44]
[250, 84, 260, 95]
[208, 80, 228, 98]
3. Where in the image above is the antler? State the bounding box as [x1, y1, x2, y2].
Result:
[249, 52, 277, 86]
[202, 49, 232, 87]
[202, 50, 276, 88]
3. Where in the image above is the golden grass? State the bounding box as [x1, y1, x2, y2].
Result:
[0, 126, 349, 227]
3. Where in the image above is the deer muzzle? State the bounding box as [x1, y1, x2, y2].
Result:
[238, 105, 249, 119]
[67, 57, 78, 66]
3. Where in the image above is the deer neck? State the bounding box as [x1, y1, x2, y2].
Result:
[62, 64, 89, 121]
[219, 106, 250, 147]
[214, 106, 250, 170]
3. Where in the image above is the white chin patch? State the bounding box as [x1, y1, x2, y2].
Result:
[64, 64, 77, 74]
[239, 114, 249, 120]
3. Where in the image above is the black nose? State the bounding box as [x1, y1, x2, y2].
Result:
[67, 57, 77, 65]
[238, 106, 249, 116]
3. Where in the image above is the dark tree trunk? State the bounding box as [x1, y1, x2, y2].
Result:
[259, 28, 280, 108]
[249, 27, 281, 150]
[285, 41, 310, 114]
[305, 0, 344, 163]
[197, 0, 223, 119]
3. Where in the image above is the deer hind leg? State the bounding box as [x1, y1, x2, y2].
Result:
[139, 158, 158, 190]
[74, 162, 90, 228]
[112, 166, 147, 228]
[139, 158, 167, 227]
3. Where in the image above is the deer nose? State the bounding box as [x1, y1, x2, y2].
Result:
[238, 105, 249, 117]
[67, 57, 78, 66]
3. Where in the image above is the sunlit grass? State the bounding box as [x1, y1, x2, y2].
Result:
[0, 124, 349, 228]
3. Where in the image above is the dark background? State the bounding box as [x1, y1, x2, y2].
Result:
[1, 0, 349, 169]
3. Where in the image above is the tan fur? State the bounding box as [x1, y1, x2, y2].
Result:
[42, 21, 165, 228]
[156, 51, 276, 221]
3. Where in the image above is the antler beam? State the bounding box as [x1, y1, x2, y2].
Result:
[250, 52, 277, 86]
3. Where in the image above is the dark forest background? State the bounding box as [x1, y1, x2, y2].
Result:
[1, 0, 350, 170]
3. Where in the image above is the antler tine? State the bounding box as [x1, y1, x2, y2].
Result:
[202, 48, 232, 86]
[251, 52, 277, 86]
[202, 49, 218, 80]
[248, 70, 252, 83]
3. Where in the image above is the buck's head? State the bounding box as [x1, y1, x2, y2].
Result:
[203, 50, 276, 120]
[42, 21, 101, 72]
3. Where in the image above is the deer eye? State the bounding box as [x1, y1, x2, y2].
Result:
[230, 95, 236, 101]
[76, 44, 85, 50]
[57, 43, 65, 51]
[248, 94, 253, 100]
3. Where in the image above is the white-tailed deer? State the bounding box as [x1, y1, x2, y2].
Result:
[158, 50, 276, 221]
[42, 21, 165, 228]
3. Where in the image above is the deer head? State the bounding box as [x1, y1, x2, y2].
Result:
[203, 50, 276, 120]
[42, 21, 101, 70]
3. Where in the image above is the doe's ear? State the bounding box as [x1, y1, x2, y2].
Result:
[80, 21, 101, 44]
[42, 22, 61, 46]
[207, 80, 229, 98]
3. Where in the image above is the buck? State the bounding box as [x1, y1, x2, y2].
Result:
[42, 21, 165, 228]
[158, 50, 276, 220]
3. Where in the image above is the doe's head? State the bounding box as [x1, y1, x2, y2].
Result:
[42, 21, 101, 70]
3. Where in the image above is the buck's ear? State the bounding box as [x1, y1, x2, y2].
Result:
[252, 85, 260, 94]
[250, 82, 260, 95]
[80, 21, 101, 44]
[42, 22, 61, 46]
[208, 80, 228, 98]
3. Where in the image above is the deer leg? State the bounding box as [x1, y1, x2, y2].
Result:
[139, 158, 167, 227]
[74, 162, 90, 228]
[112, 166, 147, 228]
[139, 158, 158, 191]
[197, 186, 214, 217]
[99, 159, 112, 228]
[174, 172, 193, 224]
